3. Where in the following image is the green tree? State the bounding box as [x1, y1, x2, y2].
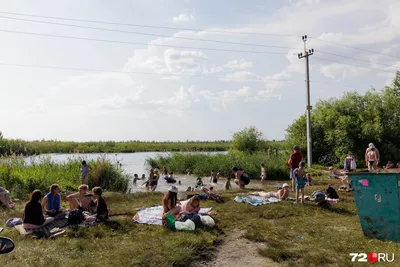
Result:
[231, 126, 264, 153]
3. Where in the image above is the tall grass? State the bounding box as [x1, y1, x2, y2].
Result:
[0, 156, 129, 198]
[146, 150, 289, 180]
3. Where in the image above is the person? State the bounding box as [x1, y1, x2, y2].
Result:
[225, 177, 232, 190]
[141, 174, 146, 180]
[260, 163, 267, 184]
[179, 196, 201, 215]
[66, 184, 91, 211]
[305, 173, 312, 186]
[196, 176, 204, 187]
[326, 185, 340, 199]
[178, 180, 182, 185]
[81, 160, 92, 185]
[344, 154, 353, 172]
[231, 166, 250, 189]
[350, 155, 357, 171]
[396, 161, 400, 168]
[149, 170, 160, 191]
[328, 167, 341, 179]
[217, 170, 223, 179]
[366, 147, 378, 170]
[365, 143, 380, 170]
[133, 174, 139, 183]
[0, 186, 14, 208]
[293, 162, 306, 204]
[265, 183, 290, 200]
[286, 146, 303, 192]
[84, 187, 109, 223]
[339, 175, 351, 192]
[162, 167, 169, 178]
[162, 185, 180, 215]
[23, 190, 54, 229]
[385, 161, 394, 169]
[42, 184, 65, 218]
[210, 170, 218, 183]
[168, 172, 174, 179]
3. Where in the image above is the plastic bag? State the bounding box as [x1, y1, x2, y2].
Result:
[165, 214, 176, 230]
[175, 219, 195, 231]
[199, 215, 215, 227]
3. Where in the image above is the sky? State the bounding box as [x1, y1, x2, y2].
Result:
[0, 0, 399, 142]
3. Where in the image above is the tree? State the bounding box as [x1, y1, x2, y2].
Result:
[231, 126, 264, 153]
[286, 72, 400, 166]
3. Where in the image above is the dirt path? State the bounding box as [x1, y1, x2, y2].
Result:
[196, 230, 278, 267]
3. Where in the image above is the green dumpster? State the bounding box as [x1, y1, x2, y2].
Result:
[349, 172, 400, 241]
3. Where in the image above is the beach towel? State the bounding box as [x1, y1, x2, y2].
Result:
[234, 196, 280, 206]
[14, 218, 68, 238]
[132, 206, 212, 225]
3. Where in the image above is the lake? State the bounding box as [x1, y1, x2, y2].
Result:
[32, 152, 283, 193]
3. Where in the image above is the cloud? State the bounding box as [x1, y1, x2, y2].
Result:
[220, 71, 260, 82]
[319, 63, 370, 80]
[173, 13, 195, 22]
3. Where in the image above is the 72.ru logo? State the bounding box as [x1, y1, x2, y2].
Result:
[349, 253, 395, 263]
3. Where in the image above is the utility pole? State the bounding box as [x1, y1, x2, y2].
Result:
[297, 35, 314, 168]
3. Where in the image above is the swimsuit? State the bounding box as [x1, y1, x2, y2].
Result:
[296, 178, 306, 189]
[240, 174, 250, 185]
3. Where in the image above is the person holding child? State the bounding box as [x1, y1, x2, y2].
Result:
[293, 162, 306, 204]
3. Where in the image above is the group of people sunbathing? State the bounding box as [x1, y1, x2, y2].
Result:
[21, 184, 108, 230]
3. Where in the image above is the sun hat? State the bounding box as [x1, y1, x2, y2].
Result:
[169, 185, 178, 193]
[282, 183, 289, 188]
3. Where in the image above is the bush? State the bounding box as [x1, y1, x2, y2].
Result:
[145, 151, 289, 180]
[0, 156, 129, 198]
[231, 126, 264, 153]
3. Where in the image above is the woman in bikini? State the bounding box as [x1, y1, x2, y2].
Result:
[265, 183, 290, 200]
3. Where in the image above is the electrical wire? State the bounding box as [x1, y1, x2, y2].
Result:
[0, 11, 299, 37]
[318, 51, 395, 68]
[313, 57, 397, 74]
[0, 29, 293, 56]
[0, 15, 296, 50]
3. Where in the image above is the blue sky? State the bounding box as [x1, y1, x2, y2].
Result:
[0, 0, 399, 141]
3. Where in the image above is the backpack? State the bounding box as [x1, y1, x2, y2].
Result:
[326, 186, 339, 199]
[67, 209, 85, 225]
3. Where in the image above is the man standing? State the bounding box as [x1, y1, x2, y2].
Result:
[286, 146, 303, 192]
[365, 143, 380, 170]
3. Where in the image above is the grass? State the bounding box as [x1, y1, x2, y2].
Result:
[0, 175, 397, 266]
[0, 157, 129, 198]
[146, 150, 290, 180]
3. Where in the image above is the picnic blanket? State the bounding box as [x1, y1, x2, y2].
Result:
[14, 218, 68, 238]
[132, 206, 212, 225]
[234, 195, 280, 206]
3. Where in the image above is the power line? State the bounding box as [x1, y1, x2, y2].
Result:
[313, 56, 397, 74]
[0, 15, 296, 50]
[0, 62, 297, 82]
[0, 29, 293, 56]
[0, 11, 299, 37]
[318, 51, 395, 68]
[310, 37, 400, 59]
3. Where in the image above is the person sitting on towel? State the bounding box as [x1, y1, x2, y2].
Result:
[42, 184, 66, 219]
[84, 187, 109, 223]
[23, 190, 54, 229]
[66, 184, 91, 211]
[162, 185, 180, 215]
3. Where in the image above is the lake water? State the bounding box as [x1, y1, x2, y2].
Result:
[34, 152, 284, 193]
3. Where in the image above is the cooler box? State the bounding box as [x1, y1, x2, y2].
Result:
[349, 172, 400, 241]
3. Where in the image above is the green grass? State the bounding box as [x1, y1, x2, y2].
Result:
[0, 177, 397, 266]
[0, 157, 129, 198]
[146, 150, 289, 180]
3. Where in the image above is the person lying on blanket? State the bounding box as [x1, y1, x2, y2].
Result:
[42, 184, 66, 219]
[201, 187, 222, 201]
[179, 196, 201, 215]
[66, 184, 91, 211]
[84, 187, 109, 223]
[265, 183, 290, 200]
[23, 190, 54, 229]
[162, 185, 180, 216]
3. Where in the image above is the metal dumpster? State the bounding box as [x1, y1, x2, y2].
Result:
[349, 172, 400, 241]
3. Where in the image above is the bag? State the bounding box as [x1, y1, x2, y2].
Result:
[175, 219, 195, 231]
[199, 215, 215, 227]
[67, 209, 85, 225]
[182, 214, 202, 228]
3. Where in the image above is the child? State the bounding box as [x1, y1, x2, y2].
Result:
[133, 174, 139, 183]
[210, 170, 218, 183]
[260, 163, 267, 184]
[293, 162, 306, 204]
[225, 177, 232, 190]
[81, 160, 92, 185]
[178, 180, 182, 185]
[196, 176, 204, 187]
[141, 174, 146, 180]
[168, 172, 174, 179]
[84, 187, 108, 222]
[217, 170, 223, 178]
[305, 173, 312, 186]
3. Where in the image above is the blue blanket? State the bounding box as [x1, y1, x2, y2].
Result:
[234, 195, 280, 206]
